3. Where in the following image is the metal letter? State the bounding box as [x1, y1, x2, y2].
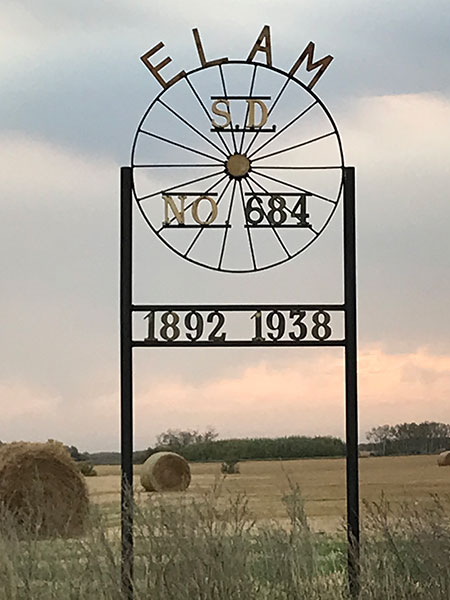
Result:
[163, 195, 186, 225]
[192, 28, 229, 67]
[247, 25, 272, 66]
[289, 41, 333, 89]
[246, 99, 268, 128]
[140, 42, 186, 90]
[192, 196, 218, 225]
[211, 99, 231, 128]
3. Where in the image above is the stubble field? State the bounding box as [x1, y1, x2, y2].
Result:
[88, 454, 450, 531]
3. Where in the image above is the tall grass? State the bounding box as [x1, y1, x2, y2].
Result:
[0, 482, 449, 599]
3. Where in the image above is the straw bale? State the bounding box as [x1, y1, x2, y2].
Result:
[0, 441, 89, 537]
[437, 451, 450, 466]
[141, 451, 191, 492]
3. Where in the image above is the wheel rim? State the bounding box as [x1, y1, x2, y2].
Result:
[131, 60, 345, 273]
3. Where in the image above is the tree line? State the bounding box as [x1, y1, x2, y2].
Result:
[177, 435, 345, 462]
[61, 421, 450, 465]
[133, 428, 345, 463]
[364, 421, 450, 456]
[3, 435, 345, 465]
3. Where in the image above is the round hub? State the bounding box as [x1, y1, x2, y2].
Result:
[226, 154, 250, 178]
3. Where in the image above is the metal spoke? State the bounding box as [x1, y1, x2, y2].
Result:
[185, 74, 232, 155]
[134, 163, 220, 168]
[252, 131, 335, 162]
[156, 173, 228, 232]
[239, 64, 258, 154]
[138, 170, 224, 202]
[218, 180, 237, 269]
[139, 129, 224, 163]
[184, 177, 233, 257]
[157, 98, 228, 158]
[248, 100, 318, 159]
[218, 64, 238, 153]
[244, 178, 291, 258]
[252, 165, 342, 170]
[244, 77, 291, 155]
[251, 170, 337, 204]
[238, 179, 257, 270]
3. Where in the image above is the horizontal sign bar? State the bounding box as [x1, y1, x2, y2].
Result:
[210, 126, 276, 133]
[161, 224, 231, 229]
[132, 305, 346, 348]
[210, 95, 271, 100]
[244, 192, 312, 196]
[161, 191, 219, 196]
[133, 339, 345, 348]
[133, 304, 345, 311]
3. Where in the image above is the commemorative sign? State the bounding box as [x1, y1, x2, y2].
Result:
[120, 25, 359, 600]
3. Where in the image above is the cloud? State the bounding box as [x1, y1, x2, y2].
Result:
[0, 380, 118, 450]
[1, 0, 149, 37]
[0, 381, 60, 422]
[336, 92, 450, 352]
[132, 345, 450, 450]
[2, 345, 450, 451]
[359, 347, 450, 434]
[342, 92, 450, 180]
[0, 133, 119, 397]
[1, 1, 449, 160]
[0, 132, 115, 206]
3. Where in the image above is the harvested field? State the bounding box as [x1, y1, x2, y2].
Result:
[87, 454, 450, 531]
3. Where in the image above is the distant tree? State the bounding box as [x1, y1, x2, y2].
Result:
[156, 427, 218, 452]
[66, 445, 82, 461]
[366, 425, 394, 455]
[201, 428, 219, 443]
[367, 421, 450, 455]
[133, 447, 154, 464]
[88, 452, 121, 465]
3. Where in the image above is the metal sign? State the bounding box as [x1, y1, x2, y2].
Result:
[120, 25, 359, 599]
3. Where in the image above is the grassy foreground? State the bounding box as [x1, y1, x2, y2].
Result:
[1, 479, 450, 599]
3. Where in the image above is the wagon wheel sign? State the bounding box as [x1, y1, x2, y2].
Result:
[120, 25, 358, 600]
[132, 31, 344, 272]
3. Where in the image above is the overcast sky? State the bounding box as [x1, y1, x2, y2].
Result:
[1, 0, 450, 451]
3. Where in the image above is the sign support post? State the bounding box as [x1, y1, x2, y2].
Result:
[119, 166, 360, 600]
[120, 166, 134, 600]
[344, 166, 360, 597]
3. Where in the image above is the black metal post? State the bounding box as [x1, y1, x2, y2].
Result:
[343, 166, 360, 598]
[120, 166, 134, 600]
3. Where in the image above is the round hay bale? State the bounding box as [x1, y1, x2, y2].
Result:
[140, 451, 191, 492]
[437, 450, 450, 466]
[0, 441, 89, 537]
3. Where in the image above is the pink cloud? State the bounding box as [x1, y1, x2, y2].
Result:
[342, 92, 450, 174]
[2, 346, 450, 451]
[134, 345, 450, 447]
